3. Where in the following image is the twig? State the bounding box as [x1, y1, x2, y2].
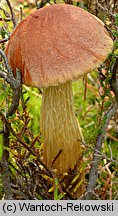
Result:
[0, 37, 10, 44]
[110, 57, 118, 101]
[97, 2, 116, 19]
[82, 52, 118, 200]
[0, 124, 13, 199]
[19, 7, 23, 22]
[0, 17, 11, 22]
[23, 85, 42, 97]
[0, 6, 10, 17]
[0, 79, 13, 200]
[0, 49, 12, 75]
[5, 0, 17, 27]
[0, 71, 13, 84]
[87, 73, 98, 86]
[78, 139, 118, 165]
[80, 191, 100, 200]
[84, 102, 118, 200]
[51, 149, 62, 167]
[0, 50, 21, 117]
[0, 111, 53, 178]
[0, 50, 21, 199]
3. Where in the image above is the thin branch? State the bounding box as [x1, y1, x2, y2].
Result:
[6, 69, 22, 117]
[0, 49, 12, 75]
[0, 50, 21, 199]
[78, 139, 118, 165]
[0, 6, 10, 18]
[97, 2, 116, 19]
[0, 111, 53, 178]
[0, 123, 13, 200]
[80, 191, 100, 200]
[0, 37, 10, 44]
[0, 70, 12, 83]
[110, 57, 118, 101]
[19, 7, 23, 22]
[0, 50, 21, 117]
[0, 69, 21, 117]
[5, 0, 17, 27]
[0, 49, 16, 199]
[82, 52, 118, 200]
[0, 17, 11, 22]
[84, 102, 118, 200]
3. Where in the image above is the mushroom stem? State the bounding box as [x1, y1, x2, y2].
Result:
[40, 81, 83, 175]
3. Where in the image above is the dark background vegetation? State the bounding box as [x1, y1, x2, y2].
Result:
[0, 0, 118, 200]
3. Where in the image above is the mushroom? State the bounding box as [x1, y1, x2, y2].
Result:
[6, 4, 113, 182]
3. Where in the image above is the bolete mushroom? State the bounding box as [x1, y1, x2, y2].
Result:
[6, 4, 113, 180]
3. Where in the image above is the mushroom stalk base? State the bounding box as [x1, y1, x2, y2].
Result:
[40, 81, 84, 175]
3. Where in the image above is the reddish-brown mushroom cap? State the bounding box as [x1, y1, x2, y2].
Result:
[6, 4, 113, 88]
